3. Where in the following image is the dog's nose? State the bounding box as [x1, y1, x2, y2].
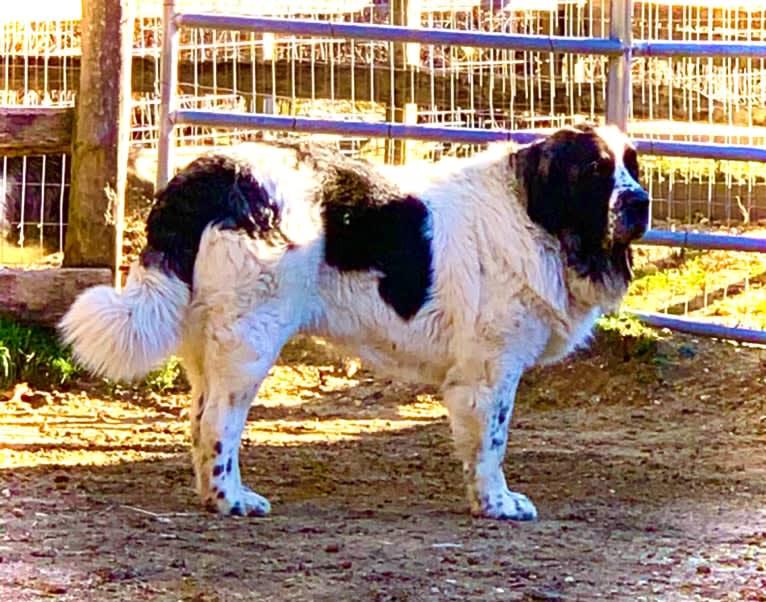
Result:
[618, 187, 650, 209]
[615, 187, 650, 242]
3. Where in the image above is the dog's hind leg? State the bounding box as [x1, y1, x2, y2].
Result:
[193, 303, 298, 517]
[442, 365, 537, 521]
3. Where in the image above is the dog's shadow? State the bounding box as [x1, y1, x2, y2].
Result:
[259, 334, 439, 423]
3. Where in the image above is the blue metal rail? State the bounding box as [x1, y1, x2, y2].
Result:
[173, 110, 766, 254]
[628, 312, 766, 346]
[174, 14, 766, 60]
[176, 110, 766, 164]
[176, 13, 625, 55]
[633, 40, 766, 59]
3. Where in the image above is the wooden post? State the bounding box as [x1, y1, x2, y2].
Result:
[63, 0, 134, 278]
[385, 0, 412, 165]
[0, 108, 73, 157]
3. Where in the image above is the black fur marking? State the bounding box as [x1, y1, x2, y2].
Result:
[490, 434, 507, 451]
[517, 124, 637, 284]
[496, 403, 510, 427]
[226, 457, 233, 474]
[321, 164, 433, 320]
[213, 464, 224, 477]
[217, 490, 226, 499]
[141, 155, 284, 285]
[214, 441, 223, 455]
[230, 503, 244, 516]
[490, 401, 511, 451]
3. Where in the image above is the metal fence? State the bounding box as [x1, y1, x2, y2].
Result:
[0, 14, 78, 265]
[154, 0, 766, 344]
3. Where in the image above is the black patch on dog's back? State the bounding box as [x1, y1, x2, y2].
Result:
[141, 155, 282, 285]
[319, 160, 433, 321]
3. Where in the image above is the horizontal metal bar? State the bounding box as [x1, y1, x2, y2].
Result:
[634, 40, 766, 59]
[635, 139, 766, 162]
[175, 111, 766, 164]
[638, 230, 766, 252]
[173, 110, 544, 144]
[628, 311, 766, 345]
[176, 13, 766, 61]
[174, 113, 766, 254]
[176, 13, 625, 55]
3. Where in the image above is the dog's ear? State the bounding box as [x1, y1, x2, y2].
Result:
[514, 138, 566, 236]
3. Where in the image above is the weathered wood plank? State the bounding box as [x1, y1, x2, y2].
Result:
[63, 0, 134, 270]
[0, 268, 112, 326]
[0, 108, 73, 157]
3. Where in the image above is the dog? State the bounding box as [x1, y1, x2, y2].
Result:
[60, 123, 649, 520]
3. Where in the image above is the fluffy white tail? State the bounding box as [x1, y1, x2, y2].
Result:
[59, 263, 190, 382]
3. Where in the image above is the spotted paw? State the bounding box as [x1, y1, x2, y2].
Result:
[205, 486, 271, 517]
[473, 489, 538, 521]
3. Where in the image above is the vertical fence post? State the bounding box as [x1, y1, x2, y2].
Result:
[63, 0, 134, 279]
[386, 0, 410, 165]
[606, 0, 632, 130]
[157, 0, 179, 192]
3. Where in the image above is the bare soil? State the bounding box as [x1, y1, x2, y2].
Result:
[1, 333, 766, 602]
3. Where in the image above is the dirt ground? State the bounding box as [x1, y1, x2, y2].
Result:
[1, 332, 766, 602]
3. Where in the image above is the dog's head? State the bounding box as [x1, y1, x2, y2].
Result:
[515, 123, 649, 282]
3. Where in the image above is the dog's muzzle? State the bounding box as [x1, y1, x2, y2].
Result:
[613, 188, 650, 244]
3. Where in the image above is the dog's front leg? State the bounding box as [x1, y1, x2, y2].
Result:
[442, 367, 537, 520]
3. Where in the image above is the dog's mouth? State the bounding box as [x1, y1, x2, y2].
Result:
[612, 188, 650, 245]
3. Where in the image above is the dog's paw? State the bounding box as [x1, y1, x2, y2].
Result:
[473, 489, 538, 521]
[205, 485, 271, 517]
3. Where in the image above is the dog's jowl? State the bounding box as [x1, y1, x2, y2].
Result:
[60, 124, 649, 520]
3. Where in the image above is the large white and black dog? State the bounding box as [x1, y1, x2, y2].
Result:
[60, 123, 649, 520]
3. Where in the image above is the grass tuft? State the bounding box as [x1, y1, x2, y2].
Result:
[0, 317, 80, 388]
[596, 313, 663, 359]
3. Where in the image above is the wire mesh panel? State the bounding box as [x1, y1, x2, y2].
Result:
[624, 1, 766, 330]
[0, 8, 80, 266]
[632, 1, 766, 228]
[132, 0, 617, 163]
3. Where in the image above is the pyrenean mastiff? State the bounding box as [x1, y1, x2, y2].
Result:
[60, 123, 649, 520]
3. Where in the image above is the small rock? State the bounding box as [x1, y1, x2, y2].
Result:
[525, 588, 563, 601]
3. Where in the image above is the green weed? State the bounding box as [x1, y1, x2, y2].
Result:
[0, 317, 80, 388]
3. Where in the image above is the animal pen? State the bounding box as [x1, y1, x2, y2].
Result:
[2, 0, 766, 341]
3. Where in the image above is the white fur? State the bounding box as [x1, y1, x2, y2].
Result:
[60, 126, 642, 520]
[59, 264, 190, 381]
